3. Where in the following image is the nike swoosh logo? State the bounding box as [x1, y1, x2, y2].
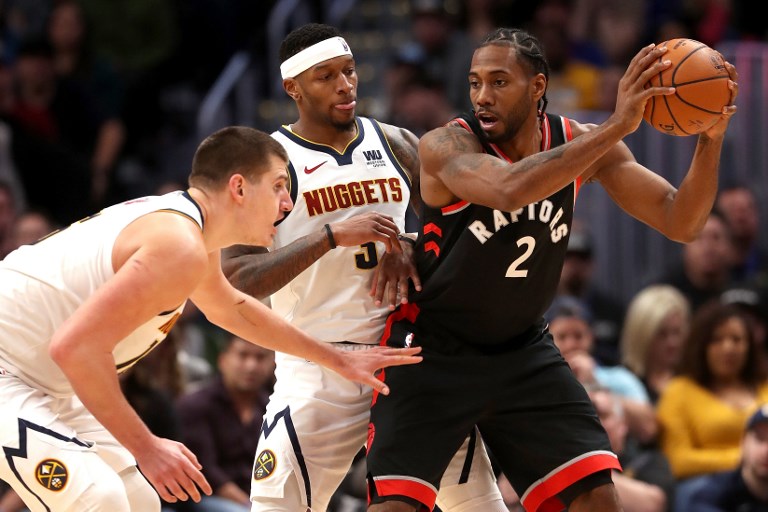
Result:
[304, 161, 327, 174]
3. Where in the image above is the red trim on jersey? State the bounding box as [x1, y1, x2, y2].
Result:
[562, 115, 573, 142]
[423, 223, 442, 237]
[441, 200, 468, 214]
[371, 478, 436, 511]
[453, 118, 472, 132]
[540, 113, 551, 151]
[561, 116, 583, 202]
[491, 114, 551, 163]
[424, 241, 440, 257]
[521, 451, 621, 512]
[372, 304, 421, 406]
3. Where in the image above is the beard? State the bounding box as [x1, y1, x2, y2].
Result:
[484, 95, 535, 144]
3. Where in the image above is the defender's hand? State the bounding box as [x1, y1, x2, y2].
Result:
[328, 212, 401, 253]
[370, 238, 422, 310]
[335, 346, 422, 395]
[134, 437, 212, 503]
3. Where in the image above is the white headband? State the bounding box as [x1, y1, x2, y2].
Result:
[280, 36, 353, 79]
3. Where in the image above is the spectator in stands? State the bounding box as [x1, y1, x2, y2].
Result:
[527, 0, 603, 113]
[546, 296, 658, 444]
[5, 208, 55, 252]
[721, 285, 768, 364]
[8, 37, 109, 223]
[397, 0, 475, 112]
[656, 210, 736, 312]
[657, 301, 768, 511]
[176, 335, 275, 512]
[689, 403, 768, 511]
[46, 0, 126, 206]
[716, 184, 767, 284]
[556, 222, 626, 365]
[621, 284, 691, 404]
[589, 386, 674, 512]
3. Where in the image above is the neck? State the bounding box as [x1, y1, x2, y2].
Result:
[186, 187, 229, 252]
[495, 112, 543, 162]
[290, 117, 357, 153]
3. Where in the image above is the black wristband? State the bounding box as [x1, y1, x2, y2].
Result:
[324, 224, 337, 249]
[398, 234, 416, 247]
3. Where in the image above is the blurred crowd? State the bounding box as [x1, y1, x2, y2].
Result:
[1, 1, 767, 511]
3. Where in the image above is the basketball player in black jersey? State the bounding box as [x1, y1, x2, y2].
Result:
[367, 28, 738, 512]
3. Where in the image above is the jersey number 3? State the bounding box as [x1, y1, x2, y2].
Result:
[506, 236, 535, 278]
[355, 242, 378, 270]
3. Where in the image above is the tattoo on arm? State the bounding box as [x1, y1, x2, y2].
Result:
[221, 233, 330, 299]
[429, 129, 479, 154]
[384, 124, 419, 178]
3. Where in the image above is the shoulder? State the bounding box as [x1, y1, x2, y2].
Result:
[377, 121, 420, 175]
[420, 124, 482, 154]
[114, 211, 208, 277]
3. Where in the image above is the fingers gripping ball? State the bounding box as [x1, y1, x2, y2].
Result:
[643, 38, 731, 136]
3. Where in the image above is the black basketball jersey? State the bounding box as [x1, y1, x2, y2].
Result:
[408, 112, 583, 348]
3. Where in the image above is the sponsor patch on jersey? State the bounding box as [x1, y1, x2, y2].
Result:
[253, 449, 277, 481]
[35, 459, 68, 491]
[362, 149, 386, 168]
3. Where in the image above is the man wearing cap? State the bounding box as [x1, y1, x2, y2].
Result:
[689, 405, 768, 511]
[223, 23, 504, 512]
[557, 223, 627, 365]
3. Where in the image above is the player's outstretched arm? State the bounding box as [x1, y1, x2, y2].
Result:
[420, 44, 675, 211]
[49, 213, 213, 503]
[588, 58, 737, 243]
[196, 251, 421, 394]
[222, 211, 401, 300]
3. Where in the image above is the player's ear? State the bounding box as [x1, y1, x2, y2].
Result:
[228, 174, 246, 201]
[532, 73, 547, 102]
[283, 78, 300, 101]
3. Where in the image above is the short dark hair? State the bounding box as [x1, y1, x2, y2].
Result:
[280, 23, 343, 63]
[479, 28, 550, 116]
[188, 126, 287, 189]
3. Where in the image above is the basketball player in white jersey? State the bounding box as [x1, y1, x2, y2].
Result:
[0, 126, 421, 512]
[222, 24, 506, 512]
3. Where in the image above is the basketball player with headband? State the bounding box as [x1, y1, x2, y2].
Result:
[223, 24, 508, 512]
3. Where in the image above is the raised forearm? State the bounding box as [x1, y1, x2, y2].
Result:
[664, 135, 723, 241]
[222, 230, 332, 299]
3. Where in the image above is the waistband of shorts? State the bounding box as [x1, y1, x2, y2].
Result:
[330, 341, 377, 351]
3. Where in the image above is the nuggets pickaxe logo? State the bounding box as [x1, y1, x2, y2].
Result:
[253, 449, 277, 480]
[35, 459, 68, 491]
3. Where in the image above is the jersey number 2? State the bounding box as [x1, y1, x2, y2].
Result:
[505, 236, 535, 278]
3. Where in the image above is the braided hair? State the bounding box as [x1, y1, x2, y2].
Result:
[280, 23, 343, 62]
[479, 28, 551, 117]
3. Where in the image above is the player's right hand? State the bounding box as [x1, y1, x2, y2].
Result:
[134, 436, 212, 503]
[328, 212, 402, 253]
[336, 346, 422, 395]
[613, 43, 675, 135]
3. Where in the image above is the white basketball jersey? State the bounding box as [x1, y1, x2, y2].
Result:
[271, 117, 412, 343]
[0, 191, 203, 396]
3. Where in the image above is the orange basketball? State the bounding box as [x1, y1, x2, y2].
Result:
[643, 38, 731, 136]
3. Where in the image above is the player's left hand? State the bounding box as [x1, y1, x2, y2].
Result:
[370, 237, 422, 310]
[703, 57, 738, 139]
[336, 346, 423, 395]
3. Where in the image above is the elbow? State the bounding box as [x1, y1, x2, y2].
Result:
[49, 337, 73, 371]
